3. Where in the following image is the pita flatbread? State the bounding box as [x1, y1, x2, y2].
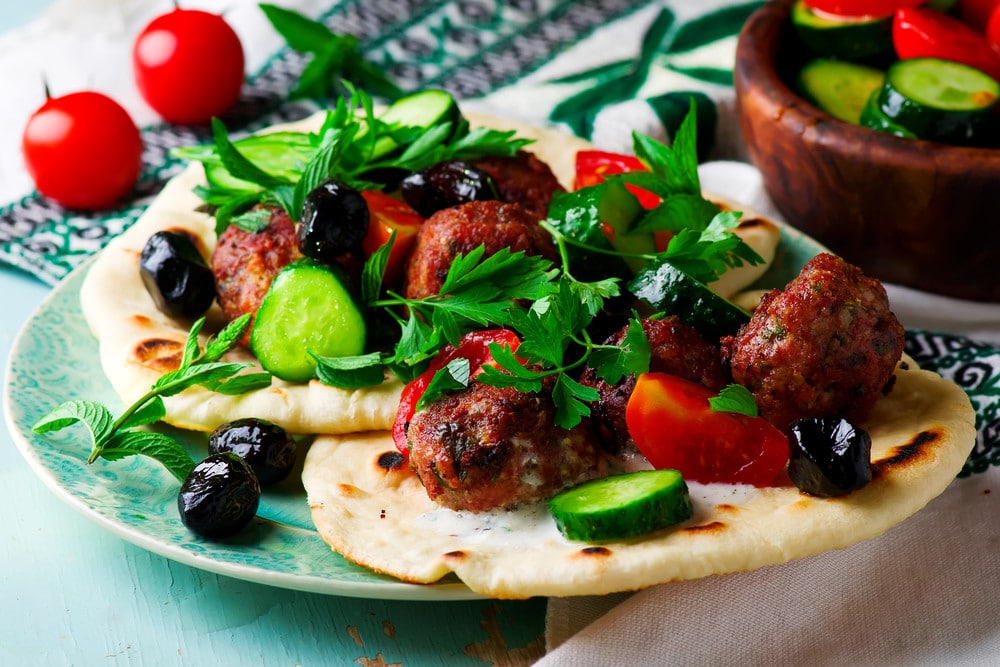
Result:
[302, 356, 975, 598]
[78, 112, 778, 434]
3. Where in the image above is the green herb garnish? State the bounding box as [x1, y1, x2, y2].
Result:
[259, 3, 402, 101]
[708, 384, 758, 417]
[32, 315, 271, 482]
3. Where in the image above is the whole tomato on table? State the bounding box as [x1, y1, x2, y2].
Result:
[803, 0, 924, 18]
[132, 7, 245, 124]
[21, 90, 144, 211]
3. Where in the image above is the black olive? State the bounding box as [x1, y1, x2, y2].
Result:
[298, 181, 369, 263]
[208, 417, 297, 486]
[178, 452, 261, 538]
[788, 417, 873, 497]
[139, 230, 216, 318]
[400, 160, 501, 217]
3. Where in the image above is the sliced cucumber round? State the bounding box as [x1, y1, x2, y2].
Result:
[870, 57, 1000, 144]
[859, 89, 918, 139]
[798, 58, 886, 124]
[791, 0, 892, 61]
[250, 258, 367, 382]
[548, 469, 693, 543]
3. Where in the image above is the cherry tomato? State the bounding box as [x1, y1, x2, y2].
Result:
[958, 0, 1000, 32]
[987, 6, 1000, 51]
[804, 0, 924, 18]
[392, 329, 522, 454]
[574, 150, 660, 209]
[21, 91, 143, 211]
[360, 190, 425, 288]
[893, 7, 1000, 80]
[625, 373, 789, 487]
[133, 8, 245, 124]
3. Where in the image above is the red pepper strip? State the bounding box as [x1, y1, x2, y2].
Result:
[391, 329, 522, 454]
[625, 373, 789, 487]
[574, 150, 661, 210]
[893, 7, 1000, 81]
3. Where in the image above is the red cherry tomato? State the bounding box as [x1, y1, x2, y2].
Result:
[893, 7, 1000, 80]
[625, 373, 789, 487]
[958, 0, 1000, 32]
[360, 190, 425, 288]
[392, 329, 522, 454]
[133, 8, 245, 124]
[987, 6, 1000, 51]
[574, 150, 660, 209]
[804, 0, 924, 18]
[21, 91, 143, 211]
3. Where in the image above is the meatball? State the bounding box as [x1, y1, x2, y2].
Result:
[406, 379, 602, 511]
[470, 151, 565, 219]
[579, 316, 731, 453]
[211, 206, 300, 344]
[721, 253, 904, 430]
[403, 200, 557, 299]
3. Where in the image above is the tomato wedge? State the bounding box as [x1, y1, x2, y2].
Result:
[360, 190, 424, 288]
[804, 0, 924, 18]
[392, 329, 522, 454]
[574, 150, 660, 209]
[625, 373, 789, 487]
[893, 7, 1000, 81]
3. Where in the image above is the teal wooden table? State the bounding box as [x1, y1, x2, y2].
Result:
[0, 3, 546, 665]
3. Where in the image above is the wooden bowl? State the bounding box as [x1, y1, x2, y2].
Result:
[734, 0, 1000, 302]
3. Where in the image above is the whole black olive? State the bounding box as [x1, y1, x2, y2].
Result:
[788, 417, 873, 498]
[298, 181, 369, 263]
[208, 417, 297, 486]
[139, 230, 216, 318]
[178, 452, 261, 538]
[400, 160, 501, 217]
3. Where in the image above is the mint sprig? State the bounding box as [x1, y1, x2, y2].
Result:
[708, 384, 759, 417]
[32, 315, 271, 482]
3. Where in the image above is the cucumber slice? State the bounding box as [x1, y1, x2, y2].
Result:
[871, 57, 1000, 144]
[250, 259, 367, 382]
[548, 469, 692, 542]
[369, 89, 462, 161]
[628, 259, 751, 340]
[790, 0, 892, 61]
[859, 89, 918, 139]
[798, 58, 886, 124]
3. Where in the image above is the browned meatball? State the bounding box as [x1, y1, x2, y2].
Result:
[579, 316, 731, 453]
[211, 206, 300, 344]
[470, 151, 565, 219]
[406, 378, 601, 511]
[403, 200, 557, 299]
[721, 253, 904, 430]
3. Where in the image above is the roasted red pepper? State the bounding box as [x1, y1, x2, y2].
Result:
[391, 329, 522, 454]
[625, 373, 789, 487]
[893, 7, 1000, 81]
[574, 150, 661, 210]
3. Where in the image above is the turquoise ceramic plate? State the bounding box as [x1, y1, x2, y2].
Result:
[3, 186, 826, 600]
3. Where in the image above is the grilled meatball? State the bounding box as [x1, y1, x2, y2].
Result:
[406, 378, 601, 511]
[721, 253, 904, 430]
[579, 316, 731, 453]
[470, 151, 565, 219]
[403, 200, 557, 299]
[211, 206, 300, 344]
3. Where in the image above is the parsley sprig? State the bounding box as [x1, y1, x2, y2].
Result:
[32, 315, 271, 482]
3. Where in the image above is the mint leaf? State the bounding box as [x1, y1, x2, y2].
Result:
[313, 352, 387, 389]
[709, 384, 759, 417]
[32, 400, 115, 448]
[100, 431, 196, 483]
